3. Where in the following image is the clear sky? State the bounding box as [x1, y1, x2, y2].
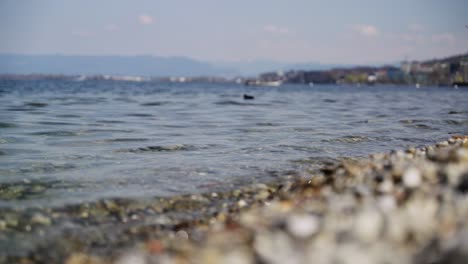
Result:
[1, 0, 467, 64]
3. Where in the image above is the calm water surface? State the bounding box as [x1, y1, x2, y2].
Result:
[1, 80, 467, 208]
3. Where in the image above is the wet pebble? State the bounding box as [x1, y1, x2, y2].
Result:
[403, 167, 422, 188]
[286, 214, 320, 239]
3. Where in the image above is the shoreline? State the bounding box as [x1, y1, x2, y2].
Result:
[1, 136, 468, 263]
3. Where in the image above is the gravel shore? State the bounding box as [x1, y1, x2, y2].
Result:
[2, 136, 468, 264]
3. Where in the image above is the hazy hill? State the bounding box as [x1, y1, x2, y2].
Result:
[0, 54, 237, 77]
[0, 54, 352, 77]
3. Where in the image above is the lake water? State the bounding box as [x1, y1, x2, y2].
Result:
[1, 80, 467, 208]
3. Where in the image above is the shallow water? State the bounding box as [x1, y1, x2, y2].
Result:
[1, 80, 467, 208]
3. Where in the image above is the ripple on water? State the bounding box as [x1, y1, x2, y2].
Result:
[96, 138, 149, 143]
[214, 100, 268, 106]
[96, 120, 127, 124]
[55, 114, 81, 118]
[323, 135, 372, 144]
[37, 121, 80, 126]
[85, 128, 134, 133]
[60, 98, 106, 105]
[255, 122, 279, 127]
[30, 130, 80, 136]
[114, 144, 195, 153]
[126, 113, 154, 117]
[399, 119, 438, 130]
[140, 101, 171, 106]
[24, 102, 48, 108]
[0, 122, 17, 128]
[0, 148, 42, 156]
[448, 110, 468, 115]
[6, 107, 35, 112]
[444, 119, 467, 125]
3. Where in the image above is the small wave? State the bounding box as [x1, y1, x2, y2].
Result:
[24, 102, 48, 108]
[292, 127, 316, 132]
[399, 119, 430, 124]
[256, 122, 279, 127]
[0, 148, 42, 155]
[448, 110, 468, 115]
[215, 100, 249, 106]
[30, 130, 80, 136]
[214, 100, 269, 106]
[323, 135, 372, 144]
[399, 120, 438, 130]
[409, 124, 436, 130]
[323, 99, 337, 103]
[84, 129, 134, 133]
[140, 101, 171, 106]
[38, 121, 80, 126]
[6, 107, 34, 112]
[278, 144, 324, 152]
[60, 98, 106, 105]
[444, 120, 465, 125]
[96, 120, 126, 124]
[0, 122, 17, 128]
[55, 114, 81, 118]
[126, 113, 154, 117]
[115, 144, 194, 153]
[96, 138, 149, 143]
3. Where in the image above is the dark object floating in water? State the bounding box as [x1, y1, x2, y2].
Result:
[243, 94, 255, 100]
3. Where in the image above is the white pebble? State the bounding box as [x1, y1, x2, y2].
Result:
[237, 199, 247, 208]
[378, 195, 397, 213]
[354, 209, 383, 242]
[286, 214, 320, 239]
[115, 251, 146, 264]
[403, 167, 422, 188]
[378, 180, 393, 193]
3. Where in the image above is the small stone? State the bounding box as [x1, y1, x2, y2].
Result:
[65, 253, 104, 264]
[378, 195, 397, 212]
[145, 240, 165, 254]
[176, 230, 189, 240]
[255, 190, 270, 201]
[378, 180, 393, 193]
[286, 214, 320, 239]
[456, 148, 468, 162]
[406, 147, 416, 154]
[403, 167, 422, 188]
[457, 173, 468, 193]
[354, 209, 383, 242]
[0, 220, 6, 230]
[115, 251, 146, 264]
[237, 199, 247, 208]
[437, 141, 450, 147]
[31, 213, 51, 226]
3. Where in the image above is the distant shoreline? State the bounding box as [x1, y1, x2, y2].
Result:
[0, 74, 466, 88]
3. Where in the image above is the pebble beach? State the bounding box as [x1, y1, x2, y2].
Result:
[1, 135, 467, 263]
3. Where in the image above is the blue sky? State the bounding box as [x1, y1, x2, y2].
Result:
[1, 0, 467, 64]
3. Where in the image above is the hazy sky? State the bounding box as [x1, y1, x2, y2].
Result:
[1, 0, 467, 64]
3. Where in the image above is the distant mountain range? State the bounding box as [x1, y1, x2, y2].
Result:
[0, 54, 239, 77]
[0, 54, 354, 77]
